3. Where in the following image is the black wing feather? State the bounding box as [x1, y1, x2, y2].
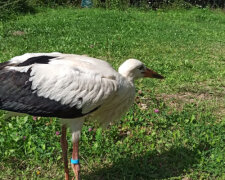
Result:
[17, 56, 56, 67]
[0, 68, 93, 118]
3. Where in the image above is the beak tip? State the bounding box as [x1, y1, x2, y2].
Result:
[145, 68, 165, 79]
[153, 74, 165, 79]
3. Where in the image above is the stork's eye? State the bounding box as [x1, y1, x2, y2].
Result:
[138, 65, 144, 70]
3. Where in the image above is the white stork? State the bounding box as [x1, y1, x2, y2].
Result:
[0, 53, 164, 180]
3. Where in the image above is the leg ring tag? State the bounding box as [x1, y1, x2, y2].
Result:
[71, 159, 79, 164]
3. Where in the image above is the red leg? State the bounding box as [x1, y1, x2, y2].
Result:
[71, 140, 80, 180]
[61, 125, 70, 180]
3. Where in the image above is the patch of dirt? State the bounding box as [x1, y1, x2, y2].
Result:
[157, 89, 224, 118]
[136, 81, 225, 119]
[182, 177, 191, 180]
[12, 31, 26, 36]
[158, 92, 213, 110]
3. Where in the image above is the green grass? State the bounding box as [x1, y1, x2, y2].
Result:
[0, 7, 225, 179]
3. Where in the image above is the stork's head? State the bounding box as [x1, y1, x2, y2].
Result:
[118, 59, 164, 81]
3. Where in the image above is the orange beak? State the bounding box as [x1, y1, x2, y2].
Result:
[144, 68, 164, 79]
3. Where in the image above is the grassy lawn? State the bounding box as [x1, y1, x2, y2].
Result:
[0, 7, 225, 179]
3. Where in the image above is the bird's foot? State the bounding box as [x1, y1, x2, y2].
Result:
[71, 164, 80, 180]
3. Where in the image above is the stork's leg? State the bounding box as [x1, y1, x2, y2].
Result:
[71, 140, 80, 180]
[63, 118, 84, 180]
[61, 125, 70, 180]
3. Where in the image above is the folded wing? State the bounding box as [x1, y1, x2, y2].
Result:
[0, 54, 118, 118]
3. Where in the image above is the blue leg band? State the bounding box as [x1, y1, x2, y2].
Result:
[71, 158, 79, 164]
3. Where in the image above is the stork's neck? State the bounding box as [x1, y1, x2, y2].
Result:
[118, 71, 135, 82]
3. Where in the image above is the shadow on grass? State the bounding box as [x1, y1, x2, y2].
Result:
[83, 146, 202, 180]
